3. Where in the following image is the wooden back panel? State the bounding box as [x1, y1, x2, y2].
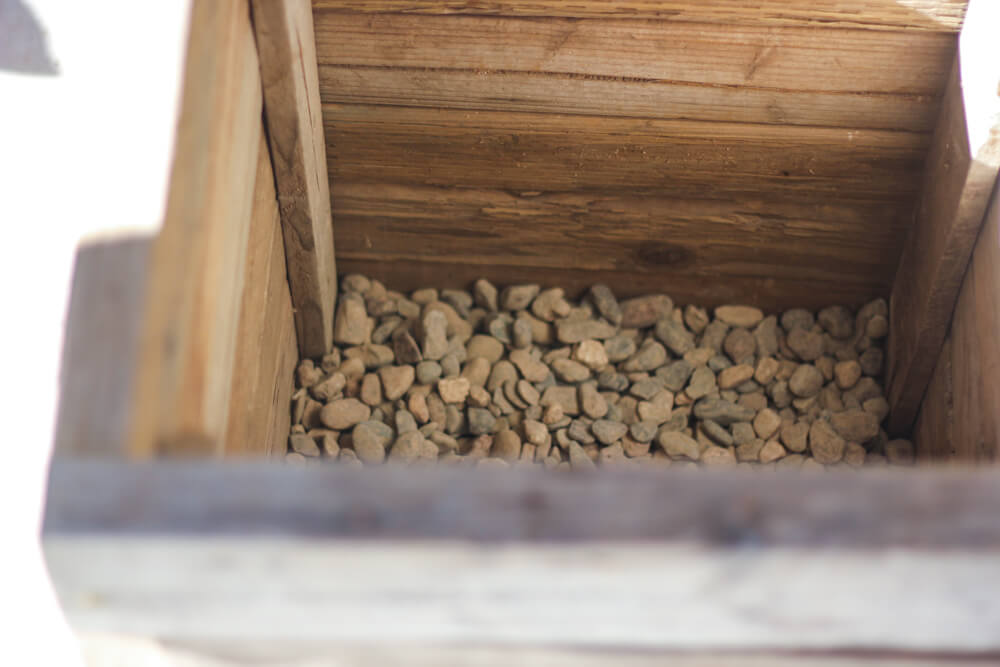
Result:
[314, 0, 965, 310]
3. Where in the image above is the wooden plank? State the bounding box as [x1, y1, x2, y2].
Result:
[44, 462, 1000, 651]
[332, 182, 910, 310]
[128, 0, 263, 457]
[311, 1, 969, 32]
[886, 0, 1000, 434]
[54, 237, 154, 456]
[223, 131, 298, 458]
[913, 338, 954, 461]
[251, 0, 337, 359]
[325, 104, 929, 199]
[319, 65, 940, 132]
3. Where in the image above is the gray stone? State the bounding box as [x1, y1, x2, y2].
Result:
[556, 318, 618, 344]
[620, 295, 673, 329]
[589, 284, 623, 325]
[686, 367, 716, 399]
[416, 360, 443, 385]
[629, 421, 658, 443]
[657, 430, 700, 460]
[604, 335, 637, 362]
[473, 278, 498, 312]
[467, 407, 497, 435]
[787, 327, 824, 361]
[500, 284, 540, 311]
[788, 364, 824, 398]
[592, 420, 628, 445]
[781, 308, 815, 333]
[723, 328, 755, 364]
[818, 305, 854, 339]
[598, 369, 630, 392]
[623, 341, 668, 372]
[655, 318, 695, 355]
[657, 360, 694, 392]
[701, 420, 733, 447]
[692, 398, 754, 425]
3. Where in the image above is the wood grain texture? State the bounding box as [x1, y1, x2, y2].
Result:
[914, 338, 954, 461]
[128, 0, 262, 457]
[223, 132, 298, 458]
[333, 182, 910, 310]
[311, 1, 969, 31]
[252, 0, 338, 359]
[325, 104, 928, 197]
[44, 462, 1000, 651]
[313, 14, 953, 129]
[887, 1, 1000, 434]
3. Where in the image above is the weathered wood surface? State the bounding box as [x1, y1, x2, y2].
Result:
[314, 14, 952, 130]
[223, 132, 299, 458]
[252, 0, 337, 359]
[311, 1, 969, 31]
[333, 182, 908, 310]
[887, 0, 1000, 434]
[914, 186, 999, 462]
[44, 462, 1000, 651]
[128, 0, 263, 457]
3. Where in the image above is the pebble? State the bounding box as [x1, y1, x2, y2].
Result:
[333, 296, 370, 346]
[589, 284, 623, 325]
[830, 409, 880, 442]
[715, 305, 764, 328]
[378, 364, 415, 401]
[359, 373, 382, 406]
[568, 441, 597, 470]
[466, 334, 504, 363]
[658, 430, 701, 460]
[685, 367, 716, 399]
[788, 364, 824, 398]
[552, 358, 591, 383]
[467, 407, 497, 435]
[352, 422, 387, 464]
[388, 431, 427, 464]
[289, 433, 320, 457]
[623, 341, 667, 372]
[753, 316, 780, 358]
[392, 329, 423, 365]
[474, 279, 498, 311]
[320, 398, 370, 430]
[809, 419, 846, 464]
[752, 408, 781, 440]
[629, 421, 657, 443]
[818, 306, 854, 339]
[604, 335, 637, 362]
[556, 318, 617, 344]
[759, 439, 787, 464]
[787, 327, 823, 361]
[500, 284, 540, 311]
[438, 377, 471, 404]
[859, 348, 883, 376]
[579, 383, 608, 419]
[493, 429, 522, 461]
[701, 420, 733, 447]
[723, 328, 755, 364]
[834, 360, 862, 389]
[592, 420, 628, 445]
[692, 398, 754, 425]
[620, 295, 673, 329]
[718, 364, 754, 390]
[511, 319, 533, 349]
[655, 318, 695, 355]
[637, 390, 673, 423]
[574, 339, 609, 370]
[780, 421, 809, 453]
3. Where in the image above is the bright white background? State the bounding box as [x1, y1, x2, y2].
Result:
[0, 1, 191, 663]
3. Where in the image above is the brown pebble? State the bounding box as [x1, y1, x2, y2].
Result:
[753, 408, 781, 440]
[517, 379, 541, 406]
[834, 360, 862, 389]
[715, 305, 764, 328]
[509, 349, 550, 383]
[830, 409, 880, 442]
[723, 328, 755, 364]
[788, 364, 824, 398]
[568, 441, 597, 470]
[492, 429, 522, 461]
[320, 398, 371, 430]
[500, 284, 540, 311]
[378, 365, 415, 401]
[780, 420, 809, 453]
[409, 392, 430, 423]
[333, 296, 370, 346]
[579, 383, 608, 419]
[360, 373, 382, 407]
[289, 433, 320, 457]
[552, 358, 592, 383]
[620, 295, 673, 329]
[718, 364, 754, 390]
[843, 442, 867, 468]
[438, 377, 471, 404]
[809, 419, 846, 464]
[658, 430, 700, 460]
[701, 446, 737, 466]
[787, 327, 824, 362]
[758, 439, 786, 464]
[575, 339, 610, 370]
[556, 318, 618, 344]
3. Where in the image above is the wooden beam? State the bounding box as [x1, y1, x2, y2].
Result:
[251, 0, 337, 359]
[44, 461, 1000, 652]
[311, 1, 969, 32]
[128, 0, 263, 457]
[887, 0, 1000, 434]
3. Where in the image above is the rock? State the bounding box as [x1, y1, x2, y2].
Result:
[620, 295, 673, 329]
[552, 358, 592, 383]
[732, 422, 756, 446]
[352, 423, 387, 464]
[715, 305, 764, 328]
[531, 288, 570, 322]
[310, 372, 346, 402]
[371, 317, 401, 345]
[863, 397, 890, 423]
[541, 385, 580, 416]
[781, 308, 815, 333]
[692, 398, 754, 425]
[460, 357, 491, 388]
[843, 442, 867, 468]
[509, 349, 550, 383]
[409, 393, 430, 423]
[866, 315, 889, 339]
[700, 320, 729, 352]
[735, 438, 765, 462]
[588, 284, 623, 325]
[701, 446, 737, 466]
[604, 335, 637, 362]
[830, 409, 880, 442]
[834, 360, 862, 389]
[511, 319, 533, 349]
[334, 295, 370, 345]
[388, 431, 427, 464]
[500, 284, 540, 311]
[467, 407, 497, 435]
[599, 442, 628, 466]
[360, 373, 382, 406]
[886, 439, 915, 465]
[818, 305, 853, 339]
[296, 360, 324, 389]
[780, 420, 809, 453]
[723, 328, 755, 364]
[655, 318, 695, 355]
[592, 420, 628, 445]
[658, 360, 693, 393]
[378, 365, 415, 401]
[484, 312, 512, 344]
[556, 318, 617, 344]
[701, 420, 733, 447]
[392, 329, 423, 365]
[753, 316, 780, 358]
[468, 385, 491, 408]
[524, 419, 548, 446]
[395, 409, 418, 434]
[809, 419, 846, 464]
[416, 361, 443, 385]
[686, 367, 717, 399]
[753, 357, 779, 386]
[568, 441, 597, 470]
[623, 341, 667, 372]
[658, 430, 700, 460]
[753, 408, 781, 440]
[473, 278, 498, 312]
[289, 433, 320, 457]
[637, 390, 674, 423]
[629, 379, 661, 401]
[574, 339, 609, 370]
[466, 334, 504, 363]
[438, 377, 471, 404]
[787, 327, 824, 361]
[320, 398, 371, 430]
[579, 383, 608, 419]
[342, 274, 371, 294]
[629, 421, 657, 443]
[718, 364, 754, 390]
[682, 305, 709, 333]
[788, 364, 824, 398]
[492, 429, 522, 461]
[758, 440, 786, 464]
[859, 348, 883, 376]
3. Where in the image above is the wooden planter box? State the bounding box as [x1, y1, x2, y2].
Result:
[46, 0, 1000, 663]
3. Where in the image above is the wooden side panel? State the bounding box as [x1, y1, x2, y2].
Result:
[129, 0, 263, 457]
[314, 13, 953, 130]
[887, 0, 1000, 433]
[914, 338, 954, 461]
[252, 0, 338, 359]
[223, 132, 298, 458]
[311, 1, 969, 31]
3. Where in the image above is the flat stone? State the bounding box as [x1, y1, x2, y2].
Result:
[320, 398, 371, 430]
[574, 339, 609, 370]
[830, 409, 880, 442]
[658, 430, 700, 460]
[500, 284, 540, 311]
[620, 295, 673, 329]
[604, 335, 637, 362]
[692, 398, 754, 426]
[732, 421, 756, 446]
[568, 441, 597, 470]
[592, 419, 628, 445]
[715, 305, 764, 328]
[752, 408, 782, 440]
[517, 379, 541, 406]
[438, 377, 471, 404]
[788, 364, 824, 398]
[718, 364, 754, 390]
[359, 373, 382, 406]
[787, 327, 824, 361]
[378, 365, 415, 401]
[759, 439, 786, 464]
[780, 420, 809, 453]
[511, 318, 533, 349]
[352, 423, 387, 464]
[556, 318, 617, 344]
[809, 419, 846, 464]
[655, 318, 695, 355]
[723, 328, 755, 364]
[637, 390, 674, 424]
[473, 278, 498, 311]
[579, 383, 608, 419]
[684, 305, 710, 333]
[589, 284, 623, 325]
[701, 420, 733, 447]
[509, 349, 550, 383]
[552, 358, 591, 383]
[629, 421, 658, 443]
[818, 305, 854, 339]
[492, 429, 522, 461]
[392, 329, 423, 365]
[467, 407, 497, 435]
[629, 379, 661, 401]
[686, 367, 716, 399]
[753, 316, 780, 358]
[524, 419, 548, 446]
[541, 385, 580, 416]
[464, 336, 502, 366]
[623, 341, 668, 372]
[333, 296, 370, 346]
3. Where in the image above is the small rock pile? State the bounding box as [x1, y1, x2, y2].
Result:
[286, 275, 916, 470]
